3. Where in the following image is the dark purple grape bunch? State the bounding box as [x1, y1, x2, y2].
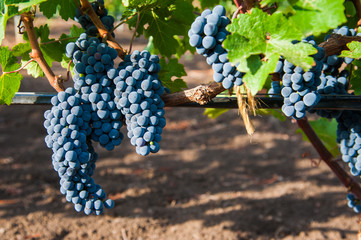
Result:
[315, 71, 349, 118]
[111, 50, 166, 156]
[323, 26, 356, 75]
[188, 5, 244, 89]
[74, 0, 115, 37]
[268, 81, 281, 98]
[66, 33, 118, 83]
[347, 193, 361, 213]
[337, 110, 361, 177]
[279, 36, 324, 119]
[65, 33, 123, 151]
[44, 88, 114, 215]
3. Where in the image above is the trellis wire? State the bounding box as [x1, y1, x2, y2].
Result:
[9, 92, 361, 110]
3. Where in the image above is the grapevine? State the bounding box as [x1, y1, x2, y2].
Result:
[1, 0, 361, 237]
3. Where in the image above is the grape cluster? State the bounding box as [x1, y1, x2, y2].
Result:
[323, 26, 356, 74]
[66, 33, 123, 151]
[268, 81, 281, 98]
[188, 5, 244, 89]
[336, 110, 361, 177]
[110, 50, 166, 156]
[346, 193, 361, 213]
[74, 0, 115, 37]
[44, 88, 114, 215]
[269, 37, 323, 119]
[315, 71, 349, 118]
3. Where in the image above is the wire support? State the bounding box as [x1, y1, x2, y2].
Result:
[8, 92, 361, 110]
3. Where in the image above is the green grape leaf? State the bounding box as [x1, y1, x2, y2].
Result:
[226, 8, 316, 71]
[159, 57, 187, 92]
[344, 1, 357, 17]
[260, 0, 295, 14]
[296, 118, 339, 157]
[204, 108, 229, 119]
[122, 0, 161, 9]
[0, 46, 23, 105]
[289, 0, 346, 36]
[39, 0, 77, 20]
[172, 0, 195, 25]
[144, 11, 186, 57]
[21, 59, 44, 78]
[242, 53, 279, 95]
[126, 0, 194, 58]
[340, 41, 361, 59]
[350, 60, 361, 95]
[225, 8, 317, 95]
[199, 0, 220, 9]
[11, 42, 31, 57]
[5, 0, 47, 11]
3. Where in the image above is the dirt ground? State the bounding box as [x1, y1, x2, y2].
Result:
[0, 17, 360, 240]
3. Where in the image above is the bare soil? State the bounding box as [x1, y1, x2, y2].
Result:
[0, 18, 359, 240]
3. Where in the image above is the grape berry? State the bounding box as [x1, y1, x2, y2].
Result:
[188, 5, 244, 89]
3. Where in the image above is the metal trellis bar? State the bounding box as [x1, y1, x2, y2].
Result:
[8, 92, 361, 110]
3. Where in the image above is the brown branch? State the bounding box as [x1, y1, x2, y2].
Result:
[79, 0, 127, 59]
[319, 34, 361, 56]
[20, 12, 65, 92]
[242, 0, 257, 11]
[233, 0, 242, 8]
[110, 12, 137, 35]
[297, 118, 361, 200]
[162, 82, 225, 106]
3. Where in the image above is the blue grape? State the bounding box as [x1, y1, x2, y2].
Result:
[44, 87, 115, 215]
[275, 37, 323, 120]
[337, 111, 361, 179]
[188, 5, 245, 89]
[74, 0, 115, 37]
[114, 50, 165, 156]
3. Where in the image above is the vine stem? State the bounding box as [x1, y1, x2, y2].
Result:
[20, 12, 65, 92]
[79, 0, 127, 59]
[2, 59, 34, 74]
[161, 82, 225, 106]
[319, 34, 361, 56]
[242, 0, 257, 11]
[297, 118, 361, 200]
[128, 12, 140, 54]
[40, 36, 78, 45]
[233, 0, 242, 8]
[110, 12, 137, 35]
[232, 6, 245, 19]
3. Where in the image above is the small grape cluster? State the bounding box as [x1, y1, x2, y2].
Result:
[44, 88, 114, 215]
[323, 26, 356, 74]
[268, 81, 281, 98]
[188, 5, 244, 89]
[315, 71, 349, 118]
[346, 193, 361, 213]
[74, 0, 115, 37]
[66, 33, 123, 151]
[336, 110, 361, 176]
[110, 50, 166, 156]
[269, 37, 324, 119]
